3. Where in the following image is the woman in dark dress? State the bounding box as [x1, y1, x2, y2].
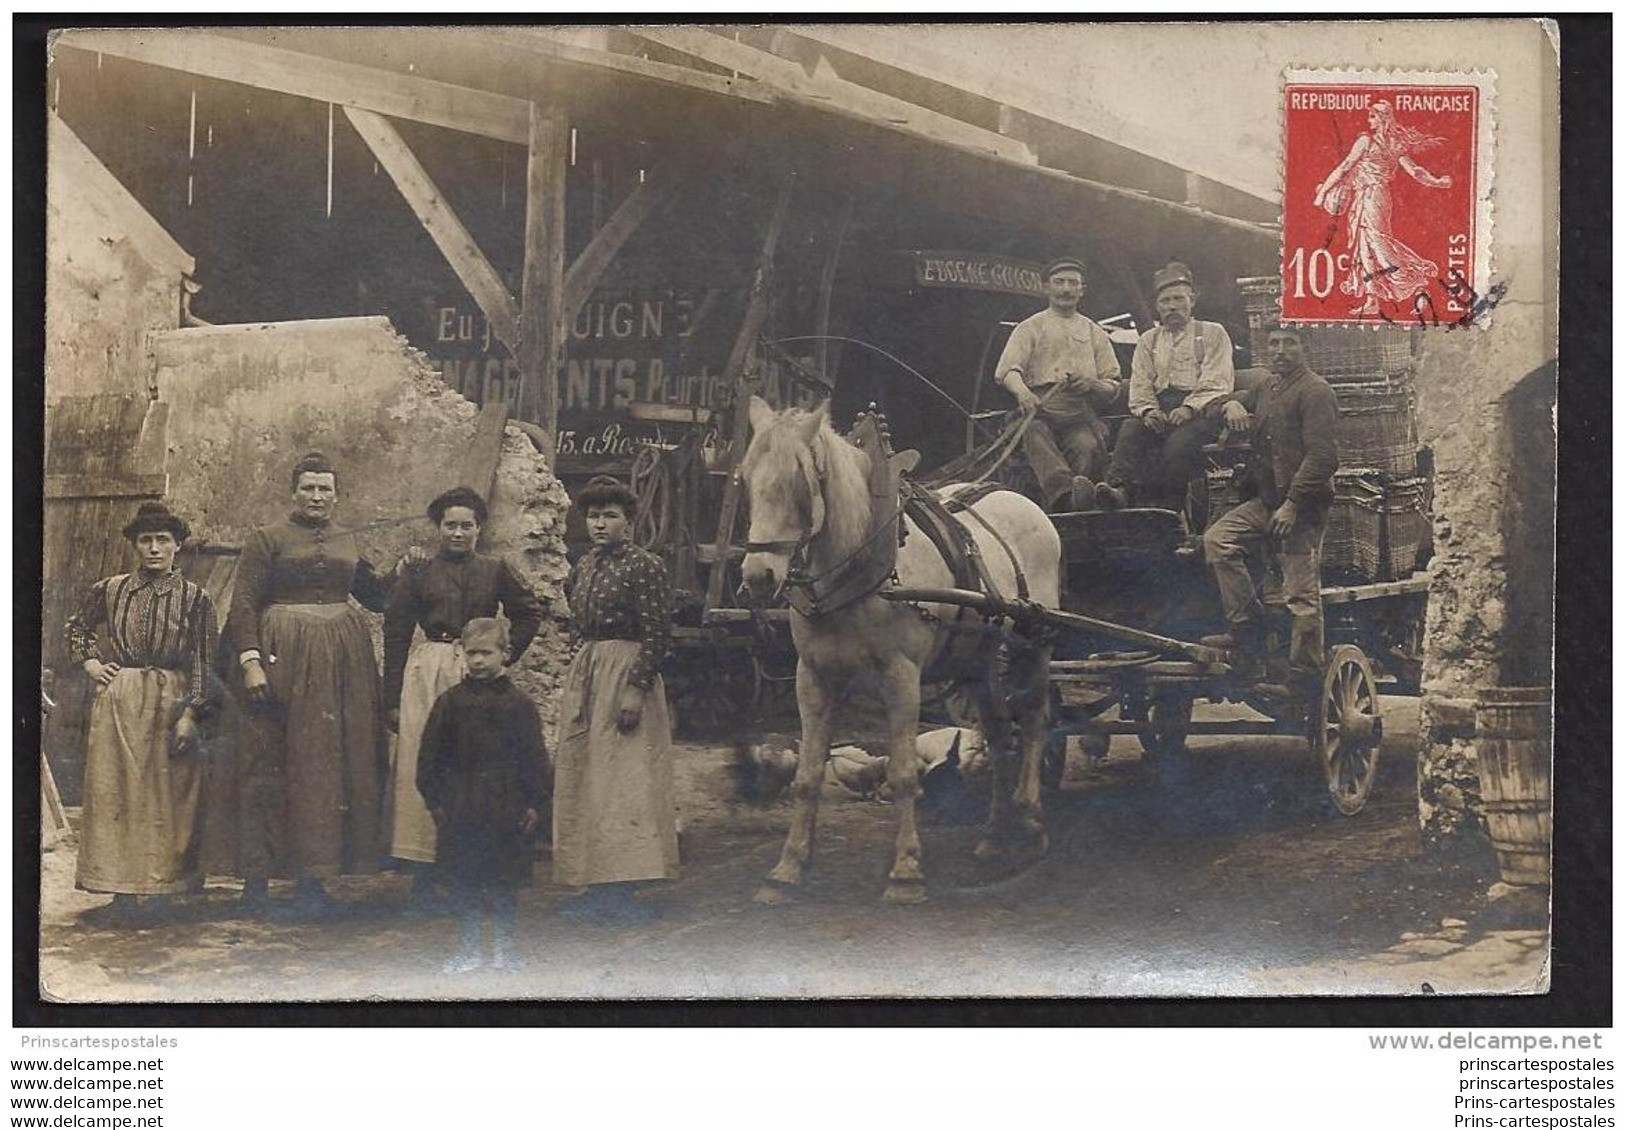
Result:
[229, 452, 403, 911]
[66, 502, 217, 924]
[552, 476, 678, 922]
[382, 486, 543, 903]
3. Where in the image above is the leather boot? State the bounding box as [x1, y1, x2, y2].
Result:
[1070, 476, 1099, 513]
[1203, 623, 1265, 679]
[1095, 481, 1129, 510]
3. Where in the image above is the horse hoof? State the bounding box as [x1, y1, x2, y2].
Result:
[754, 883, 796, 906]
[882, 882, 928, 905]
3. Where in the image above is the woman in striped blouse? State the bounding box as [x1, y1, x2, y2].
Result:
[66, 502, 218, 924]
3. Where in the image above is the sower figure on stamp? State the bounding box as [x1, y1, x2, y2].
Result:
[1096, 262, 1234, 513]
[1200, 324, 1339, 698]
[994, 255, 1124, 513]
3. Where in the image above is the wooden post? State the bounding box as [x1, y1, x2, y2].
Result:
[814, 193, 854, 384]
[345, 107, 522, 356]
[705, 175, 795, 611]
[561, 178, 679, 331]
[518, 102, 568, 461]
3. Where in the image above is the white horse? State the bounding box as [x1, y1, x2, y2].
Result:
[738, 396, 1062, 903]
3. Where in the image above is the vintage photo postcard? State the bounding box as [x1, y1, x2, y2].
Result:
[36, 20, 1558, 1002]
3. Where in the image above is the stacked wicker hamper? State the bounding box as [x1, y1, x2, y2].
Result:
[1236, 277, 1431, 584]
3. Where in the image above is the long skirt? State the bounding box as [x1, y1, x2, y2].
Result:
[388, 639, 464, 863]
[77, 667, 201, 895]
[236, 603, 384, 880]
[1345, 180, 1438, 304]
[552, 641, 679, 887]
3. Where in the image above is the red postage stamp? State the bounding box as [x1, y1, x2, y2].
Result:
[1281, 69, 1496, 328]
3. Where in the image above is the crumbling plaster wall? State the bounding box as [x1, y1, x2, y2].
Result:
[152, 316, 572, 734]
[1410, 27, 1559, 845]
[45, 114, 192, 403]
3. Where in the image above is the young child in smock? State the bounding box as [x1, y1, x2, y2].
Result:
[416, 618, 549, 973]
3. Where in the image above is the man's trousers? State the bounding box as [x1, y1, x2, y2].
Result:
[1202, 497, 1329, 683]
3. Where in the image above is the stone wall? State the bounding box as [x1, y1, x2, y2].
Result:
[151, 316, 573, 733]
[1407, 27, 1559, 846]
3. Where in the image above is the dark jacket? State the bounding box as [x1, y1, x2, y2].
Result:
[417, 674, 550, 889]
[1230, 365, 1339, 511]
[382, 551, 544, 709]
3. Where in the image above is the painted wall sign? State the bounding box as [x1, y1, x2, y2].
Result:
[906, 250, 1047, 297]
[420, 286, 822, 469]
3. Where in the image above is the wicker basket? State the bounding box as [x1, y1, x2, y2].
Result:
[1334, 383, 1419, 478]
[1235, 275, 1417, 376]
[1324, 473, 1384, 583]
[1377, 477, 1431, 580]
[1306, 329, 1417, 376]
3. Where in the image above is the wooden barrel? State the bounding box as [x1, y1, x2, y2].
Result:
[1474, 687, 1553, 886]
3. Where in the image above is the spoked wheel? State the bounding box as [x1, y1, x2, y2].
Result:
[668, 647, 762, 738]
[1136, 694, 1194, 760]
[1314, 645, 1384, 815]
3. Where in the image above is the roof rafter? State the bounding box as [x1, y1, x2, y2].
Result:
[56, 28, 532, 144]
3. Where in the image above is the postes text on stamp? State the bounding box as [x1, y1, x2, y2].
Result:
[1282, 69, 1495, 329]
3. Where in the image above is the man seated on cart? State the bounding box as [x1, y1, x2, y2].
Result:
[1200, 322, 1339, 698]
[994, 255, 1124, 513]
[1095, 262, 1235, 512]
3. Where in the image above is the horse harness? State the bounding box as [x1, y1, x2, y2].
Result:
[758, 415, 1030, 622]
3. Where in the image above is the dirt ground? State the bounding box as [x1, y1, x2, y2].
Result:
[37, 696, 1549, 1002]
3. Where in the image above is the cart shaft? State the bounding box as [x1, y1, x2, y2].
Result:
[881, 585, 1229, 664]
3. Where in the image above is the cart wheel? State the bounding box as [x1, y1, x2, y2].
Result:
[1315, 645, 1383, 816]
[669, 649, 763, 738]
[1137, 694, 1194, 759]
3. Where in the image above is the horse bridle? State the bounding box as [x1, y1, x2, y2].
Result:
[741, 446, 826, 566]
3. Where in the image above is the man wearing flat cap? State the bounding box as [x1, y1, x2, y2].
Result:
[1096, 261, 1235, 512]
[1201, 322, 1339, 695]
[994, 255, 1124, 513]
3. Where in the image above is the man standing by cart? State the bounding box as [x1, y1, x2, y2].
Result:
[995, 256, 1123, 513]
[1201, 323, 1339, 697]
[1096, 262, 1234, 512]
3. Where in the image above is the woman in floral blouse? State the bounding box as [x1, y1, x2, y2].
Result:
[552, 475, 678, 922]
[66, 501, 217, 924]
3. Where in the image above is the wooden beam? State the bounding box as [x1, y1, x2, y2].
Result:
[474, 28, 775, 104]
[454, 401, 511, 508]
[561, 179, 678, 327]
[627, 27, 815, 86]
[814, 193, 854, 383]
[45, 473, 169, 501]
[343, 107, 522, 356]
[705, 175, 795, 611]
[59, 30, 532, 144]
[626, 28, 1035, 163]
[517, 103, 569, 458]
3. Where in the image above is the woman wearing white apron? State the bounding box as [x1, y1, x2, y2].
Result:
[66, 502, 218, 925]
[383, 486, 544, 907]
